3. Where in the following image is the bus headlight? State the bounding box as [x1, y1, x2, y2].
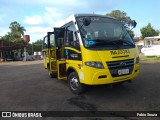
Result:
[136, 56, 140, 64]
[85, 61, 104, 69]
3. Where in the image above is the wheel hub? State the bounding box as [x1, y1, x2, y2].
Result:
[70, 77, 79, 90]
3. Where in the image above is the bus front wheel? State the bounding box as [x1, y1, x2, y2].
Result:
[68, 72, 86, 94]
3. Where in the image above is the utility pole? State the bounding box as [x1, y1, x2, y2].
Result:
[32, 42, 34, 55]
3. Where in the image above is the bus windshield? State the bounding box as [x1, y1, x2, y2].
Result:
[76, 16, 135, 50]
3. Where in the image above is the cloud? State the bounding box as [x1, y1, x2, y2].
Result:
[11, 0, 83, 8]
[25, 26, 53, 42]
[44, 7, 63, 26]
[21, 6, 65, 42]
[9, 0, 118, 14]
[0, 0, 120, 42]
[0, 27, 10, 37]
[26, 26, 52, 33]
[23, 15, 43, 25]
[23, 7, 64, 26]
[23, 0, 119, 42]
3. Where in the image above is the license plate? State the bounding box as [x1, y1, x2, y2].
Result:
[118, 69, 129, 75]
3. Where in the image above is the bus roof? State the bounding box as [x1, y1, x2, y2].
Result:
[55, 14, 117, 27]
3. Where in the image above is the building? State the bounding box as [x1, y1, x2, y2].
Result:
[0, 40, 25, 61]
[141, 36, 160, 56]
[133, 37, 144, 54]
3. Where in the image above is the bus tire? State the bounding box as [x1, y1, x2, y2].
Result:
[49, 70, 54, 78]
[47, 66, 56, 78]
[68, 72, 86, 94]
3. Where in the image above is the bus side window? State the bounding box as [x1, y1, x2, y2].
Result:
[65, 23, 79, 48]
[50, 34, 55, 48]
[68, 31, 74, 43]
[43, 36, 48, 49]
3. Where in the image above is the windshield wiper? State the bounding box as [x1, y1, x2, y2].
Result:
[109, 39, 135, 46]
[119, 39, 135, 46]
[109, 41, 121, 48]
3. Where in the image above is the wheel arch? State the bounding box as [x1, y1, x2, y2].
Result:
[67, 67, 86, 94]
[67, 67, 78, 78]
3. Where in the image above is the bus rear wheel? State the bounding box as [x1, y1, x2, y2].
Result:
[47, 66, 56, 78]
[48, 70, 54, 78]
[68, 72, 86, 94]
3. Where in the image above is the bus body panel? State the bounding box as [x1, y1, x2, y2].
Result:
[42, 49, 49, 69]
[76, 45, 140, 85]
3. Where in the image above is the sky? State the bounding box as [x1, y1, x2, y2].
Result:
[0, 0, 159, 43]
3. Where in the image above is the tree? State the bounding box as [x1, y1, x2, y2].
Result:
[140, 23, 159, 39]
[128, 31, 135, 39]
[26, 43, 32, 55]
[32, 39, 43, 54]
[9, 21, 26, 37]
[106, 10, 135, 28]
[1, 21, 29, 57]
[2, 21, 26, 43]
[106, 10, 136, 38]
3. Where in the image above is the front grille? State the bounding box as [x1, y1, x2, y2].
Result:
[106, 59, 134, 77]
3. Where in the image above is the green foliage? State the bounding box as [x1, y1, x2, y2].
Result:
[2, 21, 26, 44]
[106, 10, 136, 38]
[106, 10, 135, 28]
[1, 34, 10, 41]
[26, 43, 32, 55]
[128, 30, 135, 39]
[32, 39, 43, 53]
[9, 21, 26, 37]
[33, 39, 43, 45]
[140, 23, 159, 39]
[1, 21, 31, 55]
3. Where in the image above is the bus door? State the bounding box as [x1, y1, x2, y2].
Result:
[54, 28, 67, 80]
[47, 32, 57, 75]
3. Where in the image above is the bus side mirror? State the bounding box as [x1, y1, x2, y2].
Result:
[83, 17, 91, 26]
[132, 20, 137, 28]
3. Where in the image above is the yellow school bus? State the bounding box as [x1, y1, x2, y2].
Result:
[42, 14, 140, 94]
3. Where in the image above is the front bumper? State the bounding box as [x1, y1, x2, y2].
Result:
[80, 63, 140, 85]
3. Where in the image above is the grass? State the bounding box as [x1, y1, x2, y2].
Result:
[139, 53, 160, 61]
